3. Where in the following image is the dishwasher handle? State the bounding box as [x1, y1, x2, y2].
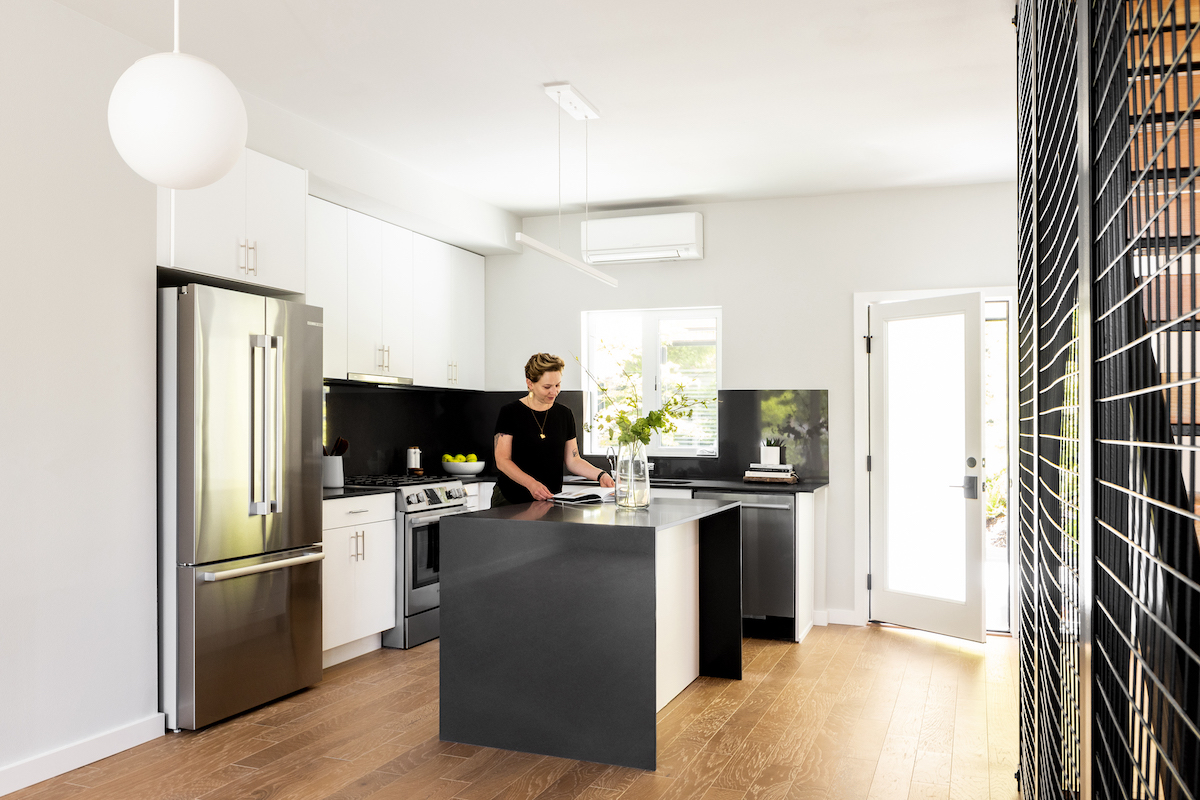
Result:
[739, 502, 792, 511]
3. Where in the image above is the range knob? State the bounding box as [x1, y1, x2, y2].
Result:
[406, 492, 422, 505]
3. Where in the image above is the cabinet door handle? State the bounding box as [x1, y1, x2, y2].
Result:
[238, 238, 248, 272]
[348, 509, 370, 514]
[384, 346, 390, 370]
[248, 241, 258, 275]
[350, 531, 359, 561]
[360, 530, 366, 560]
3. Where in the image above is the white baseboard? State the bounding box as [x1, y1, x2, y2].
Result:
[812, 610, 829, 627]
[0, 713, 164, 797]
[827, 608, 864, 626]
[322, 633, 382, 669]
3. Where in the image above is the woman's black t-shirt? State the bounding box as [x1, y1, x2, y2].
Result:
[495, 400, 577, 503]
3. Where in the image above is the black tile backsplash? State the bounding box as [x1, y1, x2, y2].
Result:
[325, 383, 827, 481]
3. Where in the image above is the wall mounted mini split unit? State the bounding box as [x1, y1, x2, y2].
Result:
[580, 212, 703, 264]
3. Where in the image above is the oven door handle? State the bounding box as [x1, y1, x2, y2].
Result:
[408, 508, 471, 527]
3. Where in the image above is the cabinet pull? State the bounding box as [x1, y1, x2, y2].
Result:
[348, 509, 370, 514]
[360, 530, 366, 560]
[248, 241, 258, 275]
[384, 346, 390, 370]
[237, 238, 248, 272]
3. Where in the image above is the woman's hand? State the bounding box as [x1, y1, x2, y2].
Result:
[526, 480, 554, 501]
[598, 472, 615, 489]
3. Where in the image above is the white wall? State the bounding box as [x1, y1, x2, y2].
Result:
[0, 0, 162, 792]
[484, 183, 1017, 618]
[242, 93, 521, 257]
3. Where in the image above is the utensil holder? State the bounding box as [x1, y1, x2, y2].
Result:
[323, 456, 344, 488]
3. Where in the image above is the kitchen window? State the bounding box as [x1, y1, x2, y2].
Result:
[581, 307, 721, 457]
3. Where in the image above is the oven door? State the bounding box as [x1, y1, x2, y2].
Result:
[404, 505, 472, 617]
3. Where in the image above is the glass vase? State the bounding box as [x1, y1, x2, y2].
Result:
[615, 439, 651, 508]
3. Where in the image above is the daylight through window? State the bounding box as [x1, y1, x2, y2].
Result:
[581, 308, 721, 457]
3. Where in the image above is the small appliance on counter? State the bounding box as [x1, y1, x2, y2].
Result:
[159, 284, 325, 731]
[407, 445, 423, 477]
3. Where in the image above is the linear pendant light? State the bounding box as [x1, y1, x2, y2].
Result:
[515, 232, 617, 287]
[517, 83, 617, 288]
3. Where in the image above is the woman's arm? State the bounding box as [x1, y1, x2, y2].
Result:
[563, 438, 616, 488]
[494, 432, 554, 500]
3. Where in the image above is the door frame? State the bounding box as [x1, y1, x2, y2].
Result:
[852, 286, 1019, 635]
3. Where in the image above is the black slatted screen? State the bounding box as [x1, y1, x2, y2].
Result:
[1019, 0, 1200, 797]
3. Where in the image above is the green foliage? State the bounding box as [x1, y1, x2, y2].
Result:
[577, 347, 708, 446]
[984, 468, 1007, 520]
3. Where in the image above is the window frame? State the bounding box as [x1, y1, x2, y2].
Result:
[580, 306, 722, 458]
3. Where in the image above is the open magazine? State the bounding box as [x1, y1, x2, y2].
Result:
[550, 486, 615, 504]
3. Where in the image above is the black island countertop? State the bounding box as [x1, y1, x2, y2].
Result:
[463, 496, 741, 529]
[322, 473, 828, 502]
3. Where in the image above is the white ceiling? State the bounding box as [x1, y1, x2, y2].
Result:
[59, 0, 1018, 217]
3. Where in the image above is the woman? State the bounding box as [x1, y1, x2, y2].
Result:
[493, 353, 616, 505]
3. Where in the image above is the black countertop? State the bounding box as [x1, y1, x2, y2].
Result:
[561, 476, 829, 494]
[465, 497, 741, 530]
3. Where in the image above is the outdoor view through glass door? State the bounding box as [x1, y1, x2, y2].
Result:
[869, 293, 985, 643]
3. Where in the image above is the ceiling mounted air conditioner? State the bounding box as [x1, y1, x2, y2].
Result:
[580, 212, 703, 264]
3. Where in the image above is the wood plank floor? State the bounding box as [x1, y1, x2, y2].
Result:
[9, 625, 1019, 800]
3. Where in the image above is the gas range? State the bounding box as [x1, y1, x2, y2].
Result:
[344, 474, 443, 488]
[344, 474, 468, 513]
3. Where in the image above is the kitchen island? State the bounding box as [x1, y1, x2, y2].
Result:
[438, 498, 743, 770]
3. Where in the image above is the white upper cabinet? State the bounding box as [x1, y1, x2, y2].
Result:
[245, 150, 307, 290]
[452, 243, 485, 391]
[344, 211, 415, 382]
[413, 234, 454, 388]
[157, 148, 307, 294]
[346, 210, 385, 378]
[304, 197, 347, 381]
[412, 234, 485, 390]
[381, 224, 415, 381]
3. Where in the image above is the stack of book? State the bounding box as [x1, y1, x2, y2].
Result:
[743, 463, 798, 483]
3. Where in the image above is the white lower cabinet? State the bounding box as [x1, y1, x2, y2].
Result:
[322, 496, 397, 652]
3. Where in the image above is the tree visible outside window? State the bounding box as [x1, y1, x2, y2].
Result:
[582, 308, 721, 456]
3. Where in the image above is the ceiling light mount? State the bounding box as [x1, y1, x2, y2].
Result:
[543, 82, 600, 120]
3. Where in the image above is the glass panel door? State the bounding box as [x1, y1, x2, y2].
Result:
[869, 292, 985, 642]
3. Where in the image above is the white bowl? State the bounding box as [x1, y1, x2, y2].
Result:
[443, 460, 485, 475]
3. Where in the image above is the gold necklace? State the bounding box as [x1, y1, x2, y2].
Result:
[528, 402, 549, 439]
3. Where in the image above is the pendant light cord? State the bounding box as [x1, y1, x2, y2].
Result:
[173, 0, 180, 52]
[584, 118, 589, 255]
[556, 91, 562, 249]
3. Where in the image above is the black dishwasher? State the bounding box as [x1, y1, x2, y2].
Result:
[694, 490, 796, 639]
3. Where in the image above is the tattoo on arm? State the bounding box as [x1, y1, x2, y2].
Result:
[494, 433, 502, 446]
[572, 448, 578, 459]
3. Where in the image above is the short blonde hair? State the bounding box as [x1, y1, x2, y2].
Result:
[524, 352, 566, 383]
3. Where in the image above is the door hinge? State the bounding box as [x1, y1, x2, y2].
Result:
[866, 455, 872, 471]
[867, 574, 872, 590]
[864, 335, 873, 353]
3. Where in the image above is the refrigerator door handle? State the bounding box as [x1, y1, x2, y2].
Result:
[250, 335, 270, 516]
[201, 551, 325, 582]
[270, 335, 284, 513]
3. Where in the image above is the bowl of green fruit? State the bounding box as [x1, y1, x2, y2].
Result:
[442, 453, 485, 475]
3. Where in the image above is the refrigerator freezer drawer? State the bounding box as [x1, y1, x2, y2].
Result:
[176, 549, 323, 730]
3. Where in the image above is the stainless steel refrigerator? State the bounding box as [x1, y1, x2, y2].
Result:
[159, 283, 324, 731]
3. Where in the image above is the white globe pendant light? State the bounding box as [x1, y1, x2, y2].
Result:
[107, 0, 246, 189]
